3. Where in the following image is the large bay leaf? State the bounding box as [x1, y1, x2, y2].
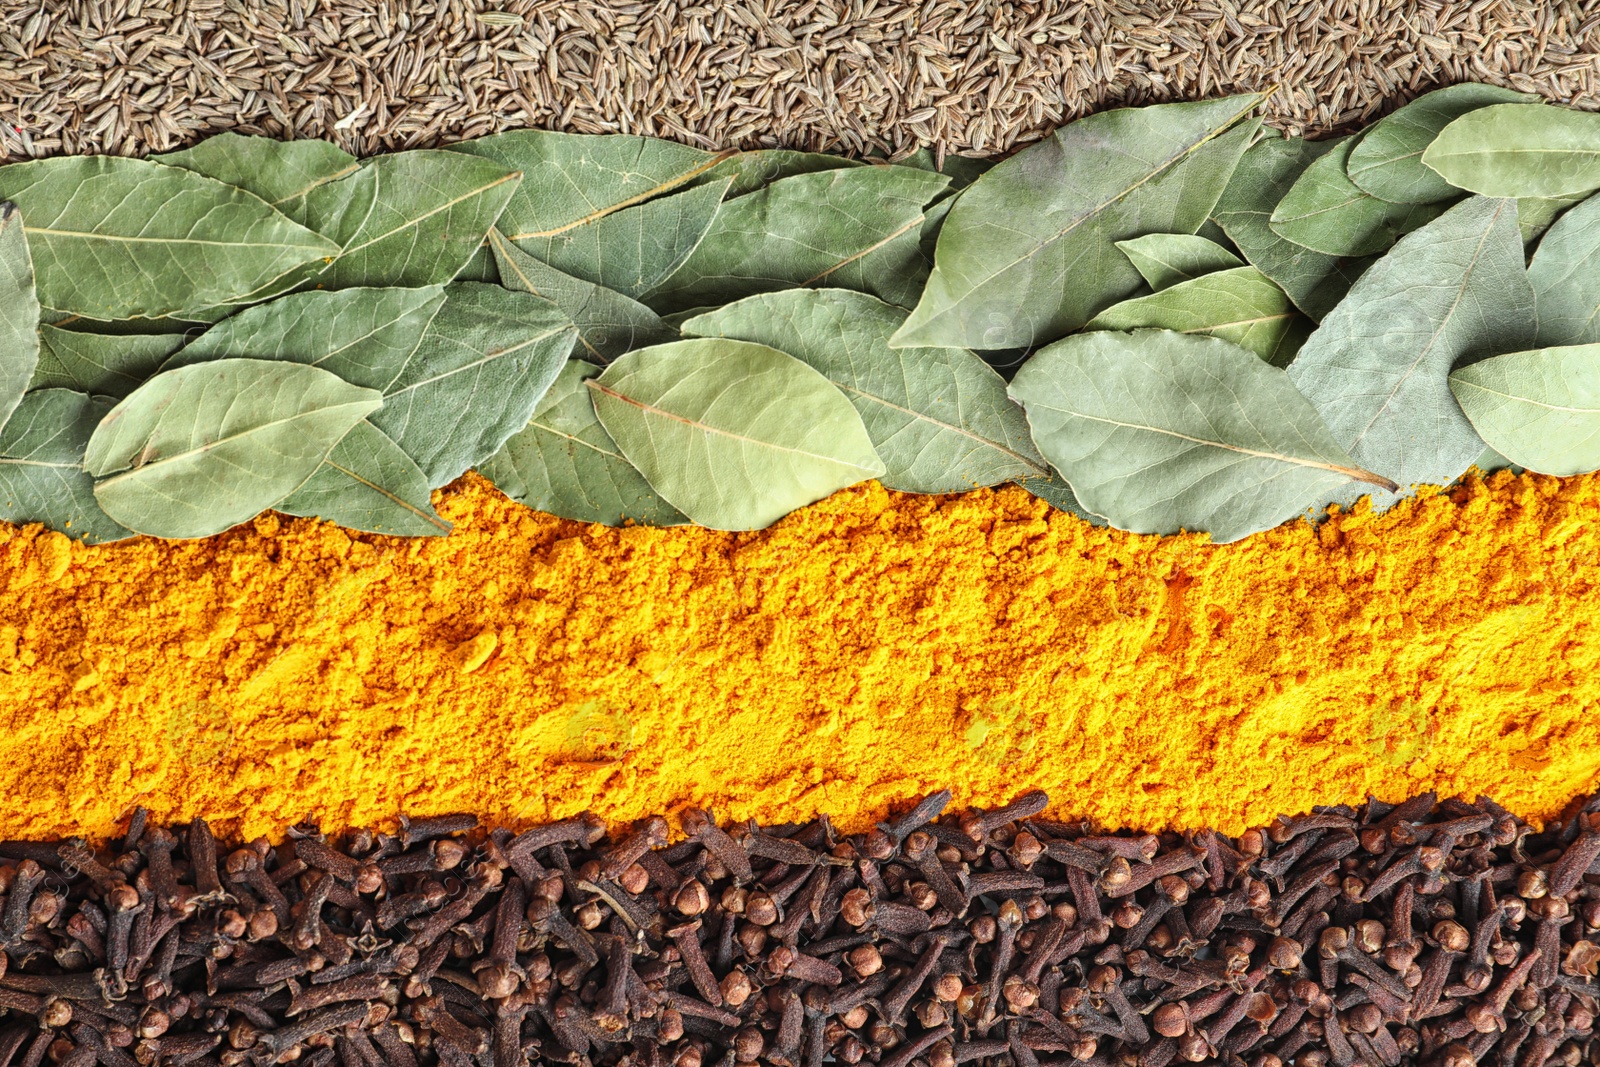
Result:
[1528, 191, 1600, 346]
[152, 132, 360, 220]
[1424, 103, 1600, 198]
[0, 156, 337, 320]
[649, 166, 951, 313]
[32, 325, 184, 398]
[1212, 134, 1372, 321]
[479, 360, 688, 526]
[1008, 330, 1392, 543]
[489, 230, 675, 364]
[274, 419, 451, 536]
[1114, 233, 1242, 291]
[679, 289, 1049, 493]
[366, 283, 576, 487]
[1269, 137, 1448, 257]
[1449, 344, 1600, 476]
[696, 150, 862, 197]
[1086, 266, 1307, 365]
[1286, 196, 1534, 508]
[0, 389, 132, 543]
[589, 338, 885, 530]
[1345, 84, 1537, 204]
[84, 359, 381, 539]
[892, 95, 1263, 351]
[0, 203, 40, 430]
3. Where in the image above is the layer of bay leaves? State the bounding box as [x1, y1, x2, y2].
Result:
[479, 360, 688, 527]
[1286, 195, 1534, 511]
[0, 389, 132, 543]
[1423, 103, 1600, 198]
[1269, 136, 1449, 257]
[152, 132, 361, 220]
[84, 359, 382, 540]
[0, 156, 337, 321]
[0, 203, 41, 430]
[647, 165, 952, 313]
[30, 325, 185, 399]
[1449, 344, 1600, 476]
[678, 288, 1051, 494]
[1344, 83, 1537, 204]
[1085, 266, 1309, 366]
[1114, 233, 1243, 291]
[893, 94, 1263, 351]
[1527, 190, 1600, 346]
[489, 229, 675, 363]
[1008, 329, 1394, 543]
[1212, 133, 1374, 321]
[588, 338, 885, 530]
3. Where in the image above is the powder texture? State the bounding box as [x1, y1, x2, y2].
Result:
[0, 471, 1595, 842]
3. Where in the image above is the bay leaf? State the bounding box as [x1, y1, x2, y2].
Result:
[1114, 232, 1243, 290]
[1008, 329, 1393, 543]
[489, 229, 675, 364]
[892, 95, 1263, 351]
[366, 283, 577, 487]
[649, 165, 952, 313]
[503, 178, 730, 299]
[1085, 266, 1308, 366]
[1449, 344, 1600, 476]
[32, 325, 184, 398]
[1527, 191, 1600, 346]
[479, 359, 688, 526]
[1518, 193, 1587, 246]
[274, 418, 451, 536]
[679, 288, 1049, 493]
[589, 338, 885, 530]
[1423, 103, 1600, 198]
[298, 150, 522, 289]
[84, 359, 382, 540]
[151, 132, 360, 220]
[1269, 136, 1449, 257]
[1212, 133, 1372, 321]
[0, 389, 132, 543]
[695, 149, 863, 197]
[455, 241, 500, 283]
[895, 150, 994, 192]
[1345, 83, 1537, 204]
[1286, 196, 1534, 508]
[0, 203, 41, 431]
[0, 156, 338, 320]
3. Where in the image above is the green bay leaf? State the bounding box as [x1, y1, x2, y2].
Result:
[1528, 191, 1600, 346]
[893, 95, 1263, 351]
[1008, 329, 1392, 543]
[84, 359, 381, 539]
[0, 389, 133, 543]
[1424, 103, 1600, 198]
[1345, 83, 1537, 204]
[1449, 344, 1600, 476]
[1269, 136, 1449, 257]
[1114, 233, 1242, 290]
[1518, 193, 1587, 246]
[680, 288, 1048, 494]
[694, 149, 863, 197]
[274, 419, 451, 536]
[479, 360, 688, 527]
[152, 132, 360, 221]
[589, 338, 885, 530]
[32, 325, 185, 398]
[1086, 265, 1308, 366]
[0, 203, 41, 430]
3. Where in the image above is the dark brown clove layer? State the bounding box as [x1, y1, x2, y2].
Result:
[0, 795, 1594, 1067]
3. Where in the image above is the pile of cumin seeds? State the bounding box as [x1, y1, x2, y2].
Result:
[0, 0, 1596, 164]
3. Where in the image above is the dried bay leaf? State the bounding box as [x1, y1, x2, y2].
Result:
[152, 132, 360, 220]
[1086, 266, 1309, 366]
[0, 203, 41, 431]
[84, 359, 382, 539]
[680, 288, 1049, 494]
[1518, 193, 1587, 246]
[0, 389, 132, 543]
[1286, 196, 1534, 509]
[1528, 191, 1600, 346]
[480, 360, 688, 527]
[1449, 344, 1600, 476]
[695, 150, 863, 197]
[1269, 136, 1449, 257]
[32, 325, 184, 399]
[274, 419, 451, 536]
[1345, 83, 1537, 204]
[892, 95, 1263, 351]
[1424, 103, 1600, 198]
[490, 230, 675, 364]
[0, 156, 337, 320]
[895, 150, 994, 192]
[1008, 330, 1392, 543]
[649, 166, 951, 313]
[1114, 233, 1243, 290]
[589, 338, 885, 530]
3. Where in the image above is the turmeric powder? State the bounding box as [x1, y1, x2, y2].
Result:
[0, 470, 1595, 843]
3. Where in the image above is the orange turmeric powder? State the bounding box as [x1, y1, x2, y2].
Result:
[0, 470, 1595, 843]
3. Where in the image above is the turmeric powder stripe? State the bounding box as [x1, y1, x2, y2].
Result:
[0, 468, 1595, 843]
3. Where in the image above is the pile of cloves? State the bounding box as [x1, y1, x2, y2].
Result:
[0, 792, 1595, 1067]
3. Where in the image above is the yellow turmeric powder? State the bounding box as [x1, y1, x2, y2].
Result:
[0, 470, 1595, 843]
